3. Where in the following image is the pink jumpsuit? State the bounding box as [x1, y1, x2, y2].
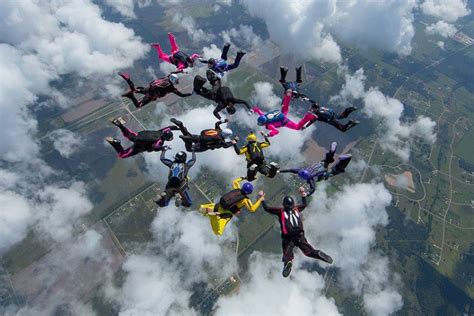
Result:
[151, 33, 201, 72]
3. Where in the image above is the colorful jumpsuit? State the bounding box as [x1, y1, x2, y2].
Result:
[173, 119, 234, 152]
[109, 124, 177, 158]
[151, 32, 201, 72]
[199, 43, 245, 78]
[158, 150, 196, 207]
[234, 135, 279, 181]
[262, 197, 332, 265]
[200, 177, 262, 236]
[280, 142, 352, 195]
[120, 74, 191, 109]
[253, 91, 317, 137]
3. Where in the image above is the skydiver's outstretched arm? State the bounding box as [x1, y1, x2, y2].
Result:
[261, 133, 271, 147]
[214, 119, 227, 130]
[307, 179, 316, 196]
[172, 88, 192, 97]
[187, 150, 196, 168]
[261, 201, 280, 215]
[160, 149, 173, 167]
[168, 32, 179, 54]
[295, 195, 307, 212]
[252, 106, 265, 116]
[266, 124, 280, 137]
[281, 90, 293, 115]
[279, 169, 299, 174]
[232, 98, 252, 111]
[234, 143, 245, 155]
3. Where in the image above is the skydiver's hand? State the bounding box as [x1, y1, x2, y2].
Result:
[285, 89, 292, 96]
[231, 139, 237, 144]
[301, 96, 310, 102]
[163, 145, 171, 151]
[258, 191, 265, 199]
[220, 118, 227, 123]
[299, 186, 307, 197]
[234, 136, 240, 141]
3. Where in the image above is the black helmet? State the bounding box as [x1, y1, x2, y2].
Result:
[163, 129, 173, 141]
[226, 104, 236, 114]
[206, 69, 217, 81]
[282, 196, 295, 209]
[175, 151, 187, 163]
[208, 58, 217, 67]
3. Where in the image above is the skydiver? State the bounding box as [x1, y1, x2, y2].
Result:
[193, 72, 252, 120]
[253, 90, 317, 137]
[200, 177, 264, 235]
[279, 66, 310, 100]
[304, 103, 359, 132]
[105, 117, 177, 158]
[119, 72, 191, 109]
[280, 142, 352, 196]
[199, 42, 246, 78]
[151, 32, 201, 72]
[262, 187, 333, 277]
[155, 147, 196, 208]
[170, 118, 237, 152]
[234, 131, 279, 181]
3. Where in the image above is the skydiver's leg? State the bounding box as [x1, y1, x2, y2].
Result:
[122, 91, 142, 108]
[208, 213, 232, 236]
[151, 43, 171, 63]
[157, 187, 173, 207]
[267, 162, 280, 178]
[247, 164, 258, 181]
[106, 137, 125, 154]
[179, 190, 192, 207]
[117, 125, 138, 142]
[170, 118, 192, 136]
[307, 179, 316, 196]
[279, 66, 288, 83]
[257, 163, 270, 177]
[328, 119, 351, 132]
[168, 32, 180, 54]
[295, 234, 333, 264]
[296, 66, 302, 83]
[213, 102, 226, 120]
[117, 146, 141, 158]
[281, 92, 292, 115]
[221, 42, 231, 60]
[118, 73, 136, 91]
[282, 238, 295, 264]
[331, 154, 352, 175]
[279, 168, 299, 174]
[323, 142, 337, 166]
[337, 106, 358, 119]
[266, 124, 280, 137]
[225, 50, 245, 71]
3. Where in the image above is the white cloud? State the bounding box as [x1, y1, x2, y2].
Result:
[241, 0, 418, 62]
[221, 24, 262, 50]
[48, 128, 83, 158]
[105, 0, 136, 19]
[334, 68, 436, 161]
[215, 252, 341, 316]
[305, 182, 403, 315]
[420, 0, 471, 23]
[172, 13, 214, 44]
[437, 41, 445, 49]
[426, 21, 457, 38]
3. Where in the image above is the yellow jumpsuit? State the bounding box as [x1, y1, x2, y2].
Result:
[200, 177, 262, 235]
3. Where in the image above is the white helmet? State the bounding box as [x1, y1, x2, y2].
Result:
[221, 128, 233, 139]
[169, 73, 179, 84]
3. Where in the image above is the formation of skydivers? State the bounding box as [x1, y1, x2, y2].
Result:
[106, 33, 359, 278]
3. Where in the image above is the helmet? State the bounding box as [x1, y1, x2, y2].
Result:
[174, 151, 187, 163]
[282, 196, 295, 209]
[208, 58, 217, 68]
[298, 169, 311, 180]
[221, 128, 233, 139]
[257, 115, 267, 126]
[241, 182, 254, 195]
[226, 104, 236, 114]
[206, 69, 217, 81]
[246, 133, 257, 143]
[169, 74, 179, 84]
[162, 129, 173, 141]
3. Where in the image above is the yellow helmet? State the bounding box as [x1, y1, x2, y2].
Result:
[246, 132, 257, 142]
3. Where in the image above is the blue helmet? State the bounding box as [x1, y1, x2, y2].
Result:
[257, 115, 267, 126]
[298, 169, 311, 180]
[241, 182, 254, 195]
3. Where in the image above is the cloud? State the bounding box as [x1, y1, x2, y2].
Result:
[334, 68, 436, 161]
[426, 20, 457, 38]
[172, 13, 215, 44]
[0, 0, 147, 254]
[305, 182, 403, 315]
[47, 128, 83, 158]
[241, 0, 418, 61]
[104, 0, 136, 19]
[108, 206, 238, 315]
[215, 252, 341, 316]
[220, 24, 262, 50]
[420, 0, 471, 22]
